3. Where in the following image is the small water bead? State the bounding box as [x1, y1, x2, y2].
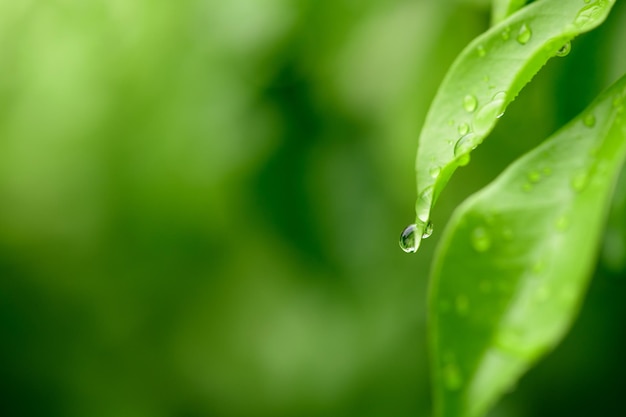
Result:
[477, 45, 486, 57]
[473, 92, 506, 135]
[555, 41, 571, 57]
[463, 94, 478, 113]
[471, 227, 492, 252]
[422, 221, 434, 239]
[429, 166, 441, 179]
[583, 113, 596, 127]
[458, 122, 470, 135]
[501, 26, 511, 40]
[454, 133, 477, 159]
[516, 23, 532, 45]
[527, 170, 541, 183]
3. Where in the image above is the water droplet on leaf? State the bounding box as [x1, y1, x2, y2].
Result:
[429, 166, 441, 179]
[463, 94, 477, 112]
[458, 122, 470, 135]
[473, 92, 506, 135]
[454, 133, 477, 159]
[574, 1, 608, 28]
[516, 23, 532, 45]
[527, 170, 541, 183]
[422, 221, 434, 239]
[555, 41, 571, 57]
[501, 26, 511, 40]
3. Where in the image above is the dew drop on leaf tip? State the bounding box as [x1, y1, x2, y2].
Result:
[399, 221, 433, 253]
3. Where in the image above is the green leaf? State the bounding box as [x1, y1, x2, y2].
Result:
[410, 0, 616, 249]
[429, 74, 626, 417]
[491, 0, 529, 26]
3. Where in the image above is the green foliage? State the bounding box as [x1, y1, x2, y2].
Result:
[416, 1, 626, 416]
[412, 0, 615, 250]
[491, 0, 529, 25]
[431, 74, 626, 417]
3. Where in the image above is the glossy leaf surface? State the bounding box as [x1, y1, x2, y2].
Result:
[430, 73, 626, 417]
[411, 0, 616, 249]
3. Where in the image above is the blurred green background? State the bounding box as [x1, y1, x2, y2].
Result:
[1, 1, 625, 416]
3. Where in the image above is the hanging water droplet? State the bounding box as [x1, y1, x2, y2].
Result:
[555, 41, 571, 57]
[458, 122, 470, 135]
[583, 113, 596, 127]
[527, 170, 541, 183]
[477, 44, 486, 57]
[574, 1, 607, 28]
[516, 23, 532, 45]
[429, 166, 441, 179]
[473, 92, 506, 135]
[399, 224, 420, 253]
[571, 171, 589, 192]
[454, 133, 477, 159]
[463, 94, 478, 113]
[422, 221, 434, 239]
[501, 26, 511, 40]
[471, 227, 491, 252]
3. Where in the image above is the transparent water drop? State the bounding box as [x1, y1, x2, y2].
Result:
[527, 170, 541, 183]
[454, 133, 477, 159]
[501, 26, 511, 40]
[463, 94, 478, 113]
[429, 166, 441, 179]
[477, 44, 486, 57]
[422, 221, 434, 239]
[471, 227, 491, 252]
[473, 92, 506, 135]
[571, 171, 589, 192]
[574, 1, 607, 28]
[583, 114, 596, 127]
[455, 295, 469, 315]
[555, 41, 571, 57]
[399, 224, 420, 253]
[458, 122, 470, 135]
[516, 23, 532, 45]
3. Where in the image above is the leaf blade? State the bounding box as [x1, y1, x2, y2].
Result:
[430, 73, 626, 417]
[412, 0, 616, 244]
